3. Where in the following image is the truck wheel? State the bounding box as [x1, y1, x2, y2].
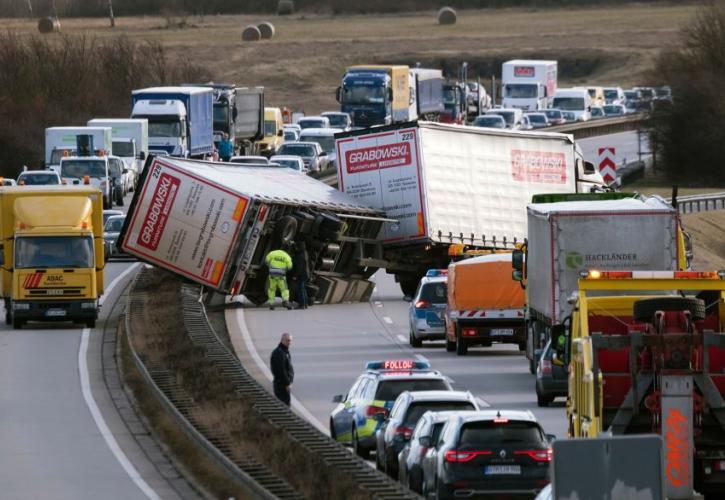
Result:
[115, 188, 125, 207]
[86, 319, 96, 328]
[456, 332, 468, 356]
[633, 297, 706, 322]
[518, 341, 526, 352]
[5, 309, 11, 325]
[445, 337, 455, 352]
[13, 318, 24, 330]
[274, 215, 298, 246]
[409, 329, 422, 348]
[537, 390, 553, 407]
[103, 195, 112, 210]
[397, 275, 420, 298]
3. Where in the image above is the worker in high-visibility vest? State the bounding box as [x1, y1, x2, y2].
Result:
[265, 248, 293, 310]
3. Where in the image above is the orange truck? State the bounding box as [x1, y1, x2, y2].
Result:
[445, 253, 526, 356]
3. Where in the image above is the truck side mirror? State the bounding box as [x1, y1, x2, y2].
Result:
[583, 161, 595, 175]
[138, 151, 146, 161]
[551, 324, 568, 365]
[419, 436, 432, 447]
[512, 249, 524, 272]
[277, 129, 283, 137]
[332, 394, 344, 403]
[512, 270, 523, 282]
[335, 86, 342, 103]
[388, 87, 393, 101]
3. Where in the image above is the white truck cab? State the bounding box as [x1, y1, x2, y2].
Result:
[552, 88, 592, 122]
[131, 99, 187, 157]
[501, 60, 558, 111]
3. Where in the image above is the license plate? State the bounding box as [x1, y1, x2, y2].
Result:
[490, 329, 514, 336]
[45, 309, 67, 317]
[485, 465, 521, 475]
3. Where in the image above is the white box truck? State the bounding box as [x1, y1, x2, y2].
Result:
[119, 156, 385, 304]
[45, 127, 112, 173]
[501, 60, 557, 111]
[88, 118, 149, 191]
[335, 121, 606, 295]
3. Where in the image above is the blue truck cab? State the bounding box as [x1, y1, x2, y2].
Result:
[337, 65, 412, 128]
[131, 86, 213, 158]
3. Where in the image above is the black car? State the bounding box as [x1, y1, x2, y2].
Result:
[535, 340, 568, 407]
[376, 390, 480, 479]
[422, 410, 552, 499]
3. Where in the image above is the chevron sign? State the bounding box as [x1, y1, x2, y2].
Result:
[598, 147, 617, 184]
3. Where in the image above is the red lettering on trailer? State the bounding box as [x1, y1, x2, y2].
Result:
[345, 142, 411, 173]
[137, 173, 180, 251]
[665, 407, 690, 488]
[511, 149, 567, 184]
[514, 66, 535, 77]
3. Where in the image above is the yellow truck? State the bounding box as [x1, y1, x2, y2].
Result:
[1, 186, 105, 329]
[254, 106, 285, 157]
[554, 270, 725, 499]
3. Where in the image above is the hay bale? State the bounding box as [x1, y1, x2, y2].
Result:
[277, 0, 294, 15]
[38, 17, 60, 34]
[242, 25, 261, 42]
[437, 7, 457, 25]
[258, 22, 275, 39]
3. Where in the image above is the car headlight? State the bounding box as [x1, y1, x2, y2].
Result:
[13, 302, 30, 310]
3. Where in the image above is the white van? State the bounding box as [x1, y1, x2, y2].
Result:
[552, 88, 592, 121]
[298, 128, 342, 168]
[485, 108, 523, 129]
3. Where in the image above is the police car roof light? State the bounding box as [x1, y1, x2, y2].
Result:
[426, 269, 448, 278]
[366, 360, 431, 371]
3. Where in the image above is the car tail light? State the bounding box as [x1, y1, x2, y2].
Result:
[415, 300, 431, 309]
[365, 406, 388, 419]
[444, 450, 491, 463]
[394, 426, 413, 440]
[540, 359, 552, 375]
[714, 460, 725, 471]
[514, 449, 553, 462]
[463, 327, 477, 337]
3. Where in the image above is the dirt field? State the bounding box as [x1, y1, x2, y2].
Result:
[683, 211, 725, 271]
[0, 3, 697, 113]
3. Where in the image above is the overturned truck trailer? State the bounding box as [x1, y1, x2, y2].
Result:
[119, 156, 386, 304]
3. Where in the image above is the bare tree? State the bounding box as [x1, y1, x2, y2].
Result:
[108, 0, 115, 27]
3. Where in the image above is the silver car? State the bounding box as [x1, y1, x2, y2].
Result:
[276, 142, 327, 173]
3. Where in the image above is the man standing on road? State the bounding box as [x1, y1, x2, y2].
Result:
[265, 247, 293, 310]
[218, 132, 234, 162]
[270, 333, 294, 406]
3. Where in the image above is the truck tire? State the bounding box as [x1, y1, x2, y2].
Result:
[13, 318, 24, 330]
[86, 319, 96, 328]
[445, 336, 455, 352]
[115, 187, 125, 207]
[398, 275, 419, 298]
[5, 309, 11, 325]
[633, 297, 706, 322]
[274, 215, 298, 246]
[455, 328, 468, 356]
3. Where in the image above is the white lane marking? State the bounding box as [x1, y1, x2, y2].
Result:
[396, 335, 407, 343]
[415, 354, 428, 363]
[383, 316, 393, 324]
[79, 264, 160, 500]
[233, 308, 328, 434]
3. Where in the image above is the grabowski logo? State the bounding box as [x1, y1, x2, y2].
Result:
[137, 173, 180, 251]
[346, 141, 411, 173]
[511, 149, 567, 184]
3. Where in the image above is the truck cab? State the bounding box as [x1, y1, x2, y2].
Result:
[254, 107, 285, 157]
[337, 66, 410, 128]
[132, 99, 187, 157]
[440, 83, 466, 124]
[501, 60, 557, 111]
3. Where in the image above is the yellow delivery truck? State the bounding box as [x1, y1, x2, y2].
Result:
[1, 186, 105, 329]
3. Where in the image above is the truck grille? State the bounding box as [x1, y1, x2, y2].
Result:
[28, 287, 85, 297]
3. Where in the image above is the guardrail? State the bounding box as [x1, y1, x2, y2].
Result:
[547, 113, 648, 139]
[668, 192, 725, 214]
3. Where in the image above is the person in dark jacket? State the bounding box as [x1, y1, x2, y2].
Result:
[294, 241, 310, 309]
[270, 333, 294, 405]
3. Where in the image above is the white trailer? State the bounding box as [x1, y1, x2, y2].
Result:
[44, 126, 112, 173]
[335, 121, 605, 295]
[501, 60, 557, 111]
[88, 118, 149, 189]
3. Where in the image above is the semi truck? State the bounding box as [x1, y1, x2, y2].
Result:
[408, 68, 444, 122]
[182, 83, 264, 154]
[131, 86, 214, 159]
[118, 156, 386, 305]
[335, 121, 606, 296]
[45, 126, 112, 173]
[501, 60, 557, 111]
[512, 193, 689, 373]
[555, 270, 725, 499]
[87, 118, 149, 190]
[440, 82, 466, 124]
[0, 186, 104, 329]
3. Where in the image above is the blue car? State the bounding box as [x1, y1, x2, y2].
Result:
[408, 270, 448, 347]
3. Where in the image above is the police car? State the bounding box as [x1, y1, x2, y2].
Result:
[408, 270, 448, 347]
[330, 360, 452, 459]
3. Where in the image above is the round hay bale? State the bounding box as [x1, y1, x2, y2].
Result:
[242, 25, 261, 42]
[437, 7, 457, 25]
[258, 22, 275, 39]
[277, 0, 294, 15]
[38, 17, 61, 34]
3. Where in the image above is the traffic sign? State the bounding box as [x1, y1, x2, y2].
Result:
[598, 147, 617, 184]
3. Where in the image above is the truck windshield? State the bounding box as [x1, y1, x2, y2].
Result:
[604, 89, 619, 100]
[342, 85, 385, 105]
[112, 141, 134, 157]
[213, 105, 230, 132]
[264, 120, 277, 136]
[61, 160, 106, 179]
[505, 84, 537, 98]
[149, 121, 182, 138]
[325, 115, 348, 128]
[553, 97, 585, 111]
[15, 236, 94, 269]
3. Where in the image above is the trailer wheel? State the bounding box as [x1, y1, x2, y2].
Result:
[455, 327, 468, 356]
[274, 215, 298, 245]
[13, 318, 24, 330]
[398, 275, 419, 298]
[633, 297, 706, 322]
[86, 319, 96, 328]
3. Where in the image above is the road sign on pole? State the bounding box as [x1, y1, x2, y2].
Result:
[598, 147, 617, 184]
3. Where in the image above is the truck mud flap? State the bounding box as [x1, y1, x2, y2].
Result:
[315, 276, 374, 304]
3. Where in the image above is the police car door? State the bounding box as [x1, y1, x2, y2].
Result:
[336, 376, 362, 436]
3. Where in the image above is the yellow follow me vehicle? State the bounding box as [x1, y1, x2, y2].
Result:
[554, 269, 725, 499]
[1, 186, 104, 329]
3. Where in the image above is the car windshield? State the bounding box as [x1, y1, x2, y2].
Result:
[19, 173, 58, 185]
[279, 144, 315, 156]
[418, 282, 447, 304]
[404, 402, 476, 426]
[342, 84, 385, 105]
[624, 91, 638, 100]
[61, 160, 106, 179]
[149, 121, 182, 138]
[562, 111, 576, 120]
[15, 236, 94, 269]
[553, 97, 585, 110]
[604, 89, 619, 99]
[284, 131, 298, 141]
[300, 135, 335, 154]
[375, 379, 448, 401]
[299, 120, 325, 129]
[112, 141, 134, 157]
[638, 88, 654, 99]
[505, 84, 537, 98]
[274, 159, 301, 171]
[489, 112, 514, 126]
[325, 115, 348, 127]
[591, 108, 604, 117]
[264, 120, 277, 136]
[529, 114, 546, 123]
[472, 116, 504, 128]
[232, 157, 266, 164]
[543, 110, 562, 119]
[604, 105, 623, 114]
[105, 217, 125, 232]
[458, 420, 545, 448]
[656, 88, 670, 97]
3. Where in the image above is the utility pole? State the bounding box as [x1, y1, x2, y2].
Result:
[108, 0, 115, 27]
[25, 0, 33, 16]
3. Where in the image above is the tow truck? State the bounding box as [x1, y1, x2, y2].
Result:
[554, 270, 725, 499]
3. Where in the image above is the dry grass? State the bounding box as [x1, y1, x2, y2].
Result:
[682, 211, 725, 271]
[0, 3, 697, 113]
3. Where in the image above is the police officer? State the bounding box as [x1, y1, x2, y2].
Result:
[265, 247, 293, 310]
[270, 333, 294, 406]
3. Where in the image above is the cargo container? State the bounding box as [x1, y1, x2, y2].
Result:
[335, 121, 606, 296]
[45, 126, 113, 173]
